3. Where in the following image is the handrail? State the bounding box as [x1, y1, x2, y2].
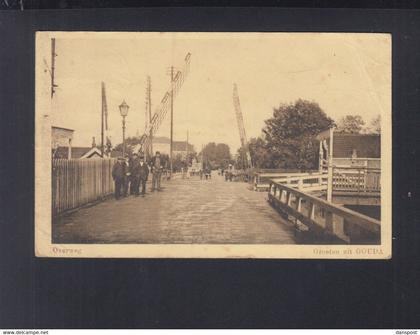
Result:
[271, 173, 327, 184]
[268, 179, 380, 243]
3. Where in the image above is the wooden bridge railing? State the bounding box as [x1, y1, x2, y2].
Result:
[252, 170, 319, 191]
[268, 180, 381, 244]
[333, 166, 381, 194]
[52, 158, 116, 217]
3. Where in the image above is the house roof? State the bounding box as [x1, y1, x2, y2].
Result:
[54, 146, 102, 159]
[151, 136, 194, 152]
[332, 133, 380, 158]
[173, 141, 194, 152]
[52, 126, 75, 132]
[152, 136, 170, 144]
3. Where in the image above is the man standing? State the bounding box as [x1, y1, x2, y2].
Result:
[130, 153, 140, 196]
[138, 154, 149, 196]
[112, 157, 126, 200]
[124, 155, 131, 197]
[150, 151, 162, 192]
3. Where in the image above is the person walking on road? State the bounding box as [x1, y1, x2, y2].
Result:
[112, 157, 126, 200]
[138, 154, 149, 196]
[150, 151, 163, 191]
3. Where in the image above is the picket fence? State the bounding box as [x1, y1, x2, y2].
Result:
[52, 158, 116, 216]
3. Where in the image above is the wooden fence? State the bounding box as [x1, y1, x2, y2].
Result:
[52, 158, 116, 216]
[268, 180, 381, 244]
[333, 166, 381, 194]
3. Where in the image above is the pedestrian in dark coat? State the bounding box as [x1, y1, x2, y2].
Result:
[138, 155, 149, 196]
[150, 151, 163, 191]
[112, 157, 126, 199]
[130, 153, 141, 196]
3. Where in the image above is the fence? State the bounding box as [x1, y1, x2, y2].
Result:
[251, 170, 318, 191]
[333, 166, 381, 194]
[268, 180, 381, 244]
[52, 158, 116, 216]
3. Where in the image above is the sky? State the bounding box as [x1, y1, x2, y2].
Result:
[45, 32, 391, 153]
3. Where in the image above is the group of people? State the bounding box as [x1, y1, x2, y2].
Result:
[199, 167, 212, 180]
[111, 151, 164, 200]
[223, 164, 234, 181]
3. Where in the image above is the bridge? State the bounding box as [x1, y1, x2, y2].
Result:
[52, 158, 380, 245]
[53, 172, 296, 244]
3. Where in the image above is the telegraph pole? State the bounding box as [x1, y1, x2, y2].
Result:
[148, 76, 153, 157]
[51, 38, 57, 99]
[186, 130, 189, 166]
[170, 66, 174, 179]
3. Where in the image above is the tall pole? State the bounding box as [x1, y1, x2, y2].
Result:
[148, 76, 153, 158]
[186, 130, 189, 166]
[101, 83, 104, 157]
[122, 116, 126, 158]
[51, 38, 56, 99]
[327, 127, 334, 202]
[170, 66, 174, 179]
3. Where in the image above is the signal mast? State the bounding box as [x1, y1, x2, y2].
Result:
[232, 83, 252, 169]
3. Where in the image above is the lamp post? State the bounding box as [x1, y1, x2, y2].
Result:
[119, 100, 129, 157]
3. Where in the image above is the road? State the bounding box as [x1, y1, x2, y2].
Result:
[53, 173, 296, 244]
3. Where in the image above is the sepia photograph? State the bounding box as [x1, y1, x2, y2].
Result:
[35, 32, 391, 258]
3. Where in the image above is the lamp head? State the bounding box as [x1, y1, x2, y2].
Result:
[119, 100, 129, 117]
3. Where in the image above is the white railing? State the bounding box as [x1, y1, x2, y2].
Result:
[252, 170, 320, 191]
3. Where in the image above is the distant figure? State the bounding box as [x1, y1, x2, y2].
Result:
[150, 151, 163, 191]
[225, 164, 233, 182]
[199, 169, 203, 180]
[205, 167, 211, 180]
[112, 157, 127, 200]
[137, 154, 149, 196]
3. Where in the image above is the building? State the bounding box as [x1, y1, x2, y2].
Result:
[52, 128, 103, 159]
[54, 146, 102, 159]
[317, 130, 380, 168]
[51, 126, 74, 159]
[151, 136, 194, 158]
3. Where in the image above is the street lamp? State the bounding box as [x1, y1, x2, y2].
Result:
[119, 100, 129, 157]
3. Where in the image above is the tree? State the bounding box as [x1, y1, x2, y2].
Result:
[369, 114, 381, 134]
[336, 115, 365, 134]
[201, 142, 232, 169]
[248, 137, 275, 169]
[263, 99, 334, 170]
[113, 136, 143, 156]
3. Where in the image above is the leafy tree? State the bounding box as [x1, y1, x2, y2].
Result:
[369, 115, 381, 134]
[263, 99, 334, 170]
[248, 137, 274, 168]
[200, 142, 232, 169]
[336, 115, 365, 134]
[113, 136, 144, 156]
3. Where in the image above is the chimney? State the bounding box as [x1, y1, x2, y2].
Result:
[92, 136, 96, 148]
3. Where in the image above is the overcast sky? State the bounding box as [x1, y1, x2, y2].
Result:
[47, 32, 391, 153]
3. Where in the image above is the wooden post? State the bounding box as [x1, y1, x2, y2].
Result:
[298, 178, 303, 190]
[308, 202, 315, 221]
[296, 197, 302, 212]
[327, 128, 334, 202]
[68, 138, 72, 159]
[325, 211, 333, 232]
[287, 192, 292, 206]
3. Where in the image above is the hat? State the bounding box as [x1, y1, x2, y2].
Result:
[133, 153, 138, 157]
[139, 155, 145, 159]
[156, 151, 160, 155]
